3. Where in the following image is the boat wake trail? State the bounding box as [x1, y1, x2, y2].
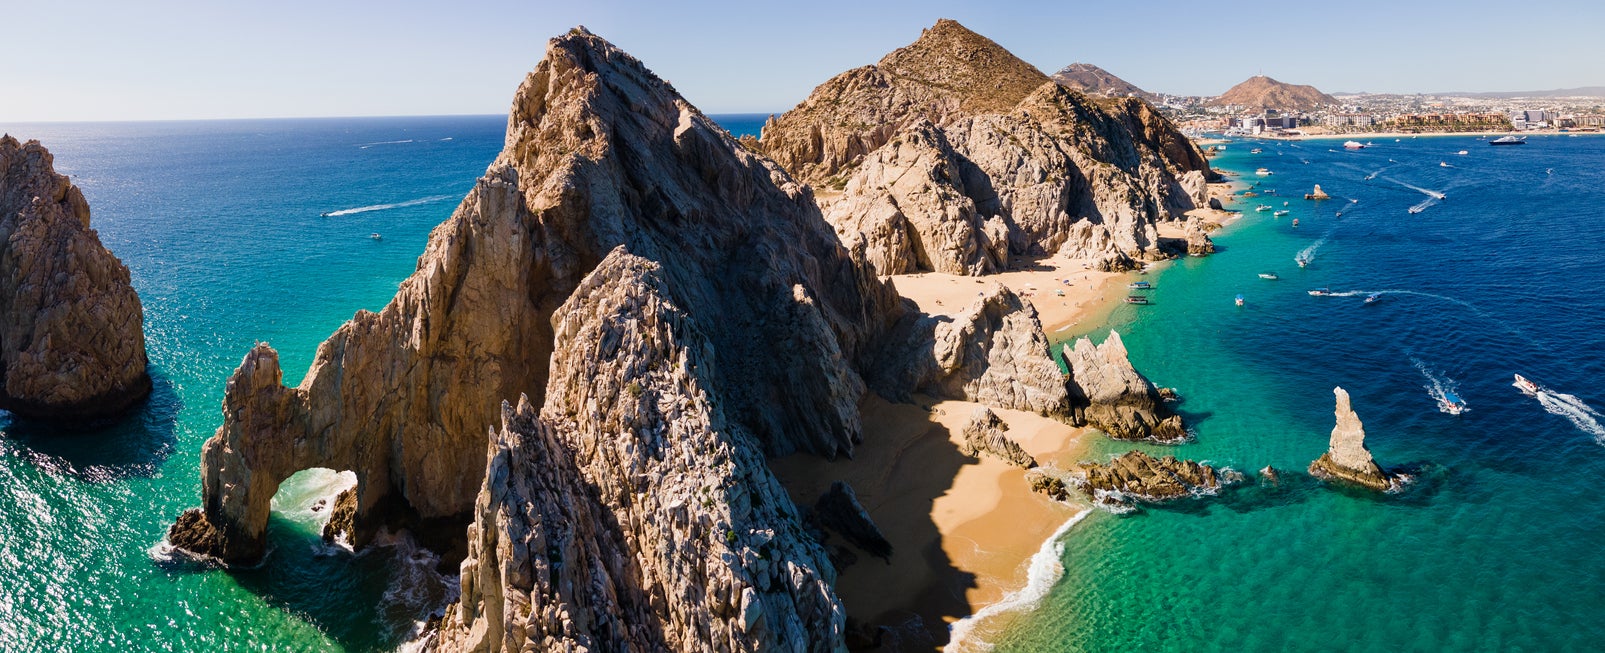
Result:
[1296, 237, 1328, 267]
[947, 508, 1092, 651]
[1381, 176, 1447, 200]
[1412, 357, 1466, 414]
[1521, 381, 1605, 443]
[1409, 197, 1437, 214]
[322, 194, 454, 217]
[357, 139, 418, 149]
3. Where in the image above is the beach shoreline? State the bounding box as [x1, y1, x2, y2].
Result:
[769, 179, 1241, 648]
[1250, 129, 1598, 142]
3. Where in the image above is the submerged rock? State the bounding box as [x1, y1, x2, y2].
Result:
[959, 406, 1037, 468]
[1308, 387, 1405, 492]
[0, 136, 149, 420]
[813, 481, 893, 562]
[1062, 331, 1186, 442]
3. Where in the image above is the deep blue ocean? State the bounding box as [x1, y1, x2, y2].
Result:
[2, 115, 1602, 651]
[991, 134, 1605, 651]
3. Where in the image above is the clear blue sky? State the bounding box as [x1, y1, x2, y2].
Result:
[3, 0, 1600, 122]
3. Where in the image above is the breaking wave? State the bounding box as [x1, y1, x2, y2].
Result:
[946, 507, 1092, 651]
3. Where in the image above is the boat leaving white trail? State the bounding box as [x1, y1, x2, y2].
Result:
[1519, 379, 1605, 443]
[1409, 198, 1437, 214]
[356, 139, 418, 149]
[322, 194, 455, 217]
[1381, 176, 1447, 200]
[1412, 357, 1468, 414]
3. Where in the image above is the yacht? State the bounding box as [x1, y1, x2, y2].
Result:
[1490, 135, 1527, 146]
[1343, 141, 1365, 150]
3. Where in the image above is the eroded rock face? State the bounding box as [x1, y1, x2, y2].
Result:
[1032, 450, 1235, 508]
[433, 250, 845, 652]
[761, 20, 1213, 272]
[1063, 331, 1186, 442]
[812, 481, 892, 563]
[959, 406, 1036, 468]
[913, 285, 1069, 416]
[170, 27, 902, 563]
[1308, 387, 1402, 492]
[0, 136, 149, 419]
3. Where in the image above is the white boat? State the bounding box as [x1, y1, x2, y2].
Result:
[1255, 204, 1272, 212]
[1255, 168, 1273, 176]
[1274, 210, 1290, 217]
[1250, 148, 1263, 154]
[1307, 287, 1332, 296]
[370, 233, 383, 240]
[1343, 141, 1365, 150]
[1258, 272, 1279, 280]
[1457, 150, 1468, 155]
[1440, 161, 1452, 168]
[1364, 292, 1382, 304]
[1439, 391, 1468, 415]
[1513, 374, 1539, 393]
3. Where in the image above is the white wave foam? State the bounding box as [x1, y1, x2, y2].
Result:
[322, 194, 454, 217]
[1411, 357, 1467, 414]
[1381, 176, 1446, 200]
[1296, 236, 1328, 266]
[1533, 389, 1605, 443]
[357, 139, 417, 149]
[945, 507, 1092, 652]
[375, 528, 460, 647]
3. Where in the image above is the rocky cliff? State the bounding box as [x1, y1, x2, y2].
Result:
[0, 136, 149, 420]
[759, 19, 1214, 273]
[169, 27, 903, 563]
[432, 250, 844, 652]
[1062, 331, 1185, 442]
[959, 406, 1036, 468]
[1308, 387, 1403, 491]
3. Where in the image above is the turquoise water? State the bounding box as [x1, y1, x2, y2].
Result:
[0, 113, 770, 651]
[999, 135, 1605, 651]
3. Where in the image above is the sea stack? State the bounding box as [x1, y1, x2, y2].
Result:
[1061, 331, 1186, 442]
[1308, 387, 1403, 491]
[0, 136, 149, 420]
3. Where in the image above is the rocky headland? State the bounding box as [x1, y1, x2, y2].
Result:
[0, 136, 149, 420]
[1062, 331, 1186, 442]
[756, 19, 1215, 274]
[1308, 387, 1407, 492]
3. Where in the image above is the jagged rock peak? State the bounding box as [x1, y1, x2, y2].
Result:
[0, 135, 149, 420]
[433, 249, 845, 651]
[170, 26, 901, 563]
[960, 406, 1037, 468]
[1062, 331, 1186, 442]
[877, 19, 1051, 115]
[1309, 387, 1403, 491]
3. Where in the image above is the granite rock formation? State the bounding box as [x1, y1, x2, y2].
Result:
[168, 27, 902, 563]
[0, 136, 149, 419]
[1309, 387, 1403, 492]
[1031, 450, 1235, 508]
[758, 19, 1214, 273]
[432, 250, 844, 652]
[959, 406, 1036, 468]
[1062, 331, 1186, 442]
[1208, 75, 1337, 111]
[1051, 63, 1152, 99]
[896, 284, 1070, 416]
[812, 481, 893, 563]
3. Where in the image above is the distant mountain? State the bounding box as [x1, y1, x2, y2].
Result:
[1051, 63, 1151, 99]
[1434, 86, 1605, 99]
[1208, 75, 1337, 111]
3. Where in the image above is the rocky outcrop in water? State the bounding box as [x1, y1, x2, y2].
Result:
[321, 488, 356, 545]
[959, 406, 1036, 468]
[1309, 387, 1404, 492]
[432, 250, 844, 652]
[758, 19, 1214, 273]
[0, 136, 149, 420]
[168, 26, 902, 564]
[1062, 331, 1185, 442]
[1031, 450, 1235, 508]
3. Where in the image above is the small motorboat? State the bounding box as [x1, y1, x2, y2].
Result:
[1513, 374, 1539, 393]
[369, 233, 383, 240]
[1255, 168, 1273, 176]
[1291, 218, 1299, 227]
[1258, 272, 1279, 280]
[1250, 148, 1263, 154]
[1255, 204, 1273, 212]
[1307, 288, 1332, 296]
[1125, 295, 1150, 305]
[1129, 281, 1153, 290]
[1297, 257, 1310, 268]
[1363, 292, 1382, 304]
[1439, 391, 1468, 415]
[1490, 135, 1527, 146]
[1440, 161, 1452, 168]
[1235, 294, 1245, 306]
[1408, 205, 1425, 214]
[1343, 141, 1364, 150]
[1457, 150, 1468, 155]
[1274, 210, 1290, 217]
